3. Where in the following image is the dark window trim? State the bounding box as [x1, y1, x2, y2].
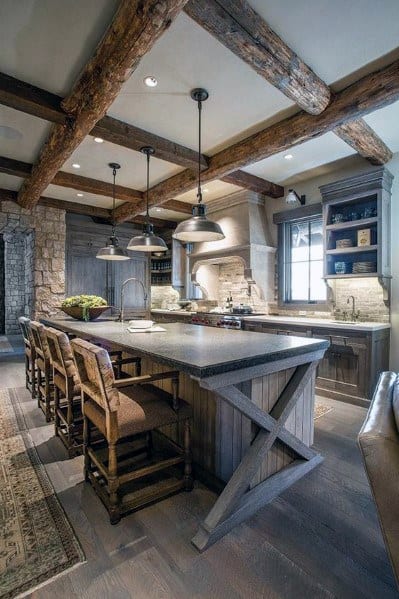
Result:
[277, 205, 327, 310]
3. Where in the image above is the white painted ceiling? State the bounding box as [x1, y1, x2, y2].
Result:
[0, 0, 398, 216]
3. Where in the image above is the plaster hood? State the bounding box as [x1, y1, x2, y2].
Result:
[189, 190, 276, 301]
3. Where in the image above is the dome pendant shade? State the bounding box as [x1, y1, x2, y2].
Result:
[173, 203, 224, 242]
[96, 235, 130, 260]
[127, 146, 167, 253]
[127, 222, 168, 252]
[96, 162, 131, 261]
[172, 88, 224, 243]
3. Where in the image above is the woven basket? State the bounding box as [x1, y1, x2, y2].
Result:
[59, 306, 110, 321]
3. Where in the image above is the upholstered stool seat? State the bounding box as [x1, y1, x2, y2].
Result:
[71, 338, 193, 524]
[84, 384, 192, 440]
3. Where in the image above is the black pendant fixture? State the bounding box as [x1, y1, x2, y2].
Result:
[127, 147, 167, 252]
[173, 88, 225, 243]
[96, 163, 130, 261]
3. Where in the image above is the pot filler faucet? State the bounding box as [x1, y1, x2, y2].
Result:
[118, 277, 148, 323]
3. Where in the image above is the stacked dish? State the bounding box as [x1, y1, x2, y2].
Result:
[352, 261, 376, 274]
[336, 238, 353, 249]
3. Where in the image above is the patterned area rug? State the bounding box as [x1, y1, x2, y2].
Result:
[0, 337, 13, 353]
[314, 400, 334, 420]
[0, 388, 85, 598]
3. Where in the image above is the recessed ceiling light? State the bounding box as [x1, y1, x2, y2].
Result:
[284, 154, 293, 160]
[144, 76, 158, 88]
[77, 193, 84, 197]
[94, 137, 104, 143]
[155, 207, 162, 212]
[72, 163, 80, 169]
[203, 187, 209, 193]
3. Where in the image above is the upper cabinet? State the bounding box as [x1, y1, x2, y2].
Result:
[320, 167, 393, 280]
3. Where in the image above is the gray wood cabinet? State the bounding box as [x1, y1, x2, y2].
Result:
[243, 320, 390, 406]
[66, 215, 149, 316]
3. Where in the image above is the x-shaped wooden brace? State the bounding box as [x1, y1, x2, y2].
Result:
[192, 361, 323, 551]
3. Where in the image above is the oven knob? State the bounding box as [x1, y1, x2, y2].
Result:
[216, 321, 221, 327]
[204, 319, 209, 325]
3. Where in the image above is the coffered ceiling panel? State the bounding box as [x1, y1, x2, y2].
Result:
[248, 0, 399, 86]
[0, 105, 51, 163]
[242, 133, 356, 185]
[0, 0, 119, 95]
[108, 12, 294, 154]
[63, 137, 184, 190]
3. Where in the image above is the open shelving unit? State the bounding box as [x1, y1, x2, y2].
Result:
[320, 168, 392, 282]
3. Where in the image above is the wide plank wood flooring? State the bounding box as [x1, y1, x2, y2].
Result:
[1, 355, 397, 599]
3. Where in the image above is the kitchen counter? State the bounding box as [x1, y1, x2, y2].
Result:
[42, 316, 327, 551]
[42, 317, 327, 379]
[151, 309, 195, 316]
[243, 314, 390, 332]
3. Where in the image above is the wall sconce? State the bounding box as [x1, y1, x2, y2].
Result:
[285, 189, 306, 206]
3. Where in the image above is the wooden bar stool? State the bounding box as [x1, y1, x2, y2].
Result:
[18, 317, 37, 398]
[46, 327, 83, 457]
[30, 321, 54, 421]
[71, 338, 193, 524]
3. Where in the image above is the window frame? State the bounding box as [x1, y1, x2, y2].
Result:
[274, 203, 328, 311]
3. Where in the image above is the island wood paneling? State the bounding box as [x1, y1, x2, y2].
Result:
[137, 356, 315, 487]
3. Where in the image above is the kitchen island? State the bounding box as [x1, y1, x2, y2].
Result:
[42, 317, 328, 550]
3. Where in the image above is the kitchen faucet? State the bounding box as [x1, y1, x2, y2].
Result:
[347, 295, 357, 321]
[118, 278, 148, 323]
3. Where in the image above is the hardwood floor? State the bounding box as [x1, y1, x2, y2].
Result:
[1, 355, 397, 599]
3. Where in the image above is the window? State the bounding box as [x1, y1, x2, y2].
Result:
[279, 215, 326, 305]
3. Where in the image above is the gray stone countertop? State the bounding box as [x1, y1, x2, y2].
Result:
[42, 318, 328, 379]
[151, 309, 195, 316]
[242, 315, 390, 332]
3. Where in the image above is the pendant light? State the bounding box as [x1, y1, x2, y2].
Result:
[173, 88, 225, 243]
[127, 147, 168, 252]
[96, 163, 130, 261]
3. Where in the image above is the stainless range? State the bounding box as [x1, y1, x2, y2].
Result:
[191, 313, 243, 329]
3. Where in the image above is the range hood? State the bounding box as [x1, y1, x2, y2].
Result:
[189, 190, 276, 302]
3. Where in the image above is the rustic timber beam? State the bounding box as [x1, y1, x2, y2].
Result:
[0, 187, 176, 228]
[17, 0, 188, 209]
[0, 72, 206, 171]
[333, 118, 392, 165]
[185, 0, 391, 166]
[0, 155, 143, 202]
[221, 170, 284, 197]
[184, 0, 330, 115]
[0, 73, 281, 197]
[0, 156, 199, 212]
[114, 58, 399, 222]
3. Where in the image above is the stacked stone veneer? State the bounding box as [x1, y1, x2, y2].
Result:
[0, 201, 66, 333]
[331, 277, 389, 322]
[217, 260, 268, 311]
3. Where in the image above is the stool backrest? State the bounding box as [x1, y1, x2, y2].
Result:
[45, 327, 76, 379]
[71, 338, 119, 412]
[18, 316, 31, 346]
[30, 321, 51, 365]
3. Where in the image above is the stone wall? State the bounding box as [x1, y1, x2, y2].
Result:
[0, 201, 66, 332]
[4, 233, 26, 334]
[217, 260, 268, 312]
[330, 278, 389, 322]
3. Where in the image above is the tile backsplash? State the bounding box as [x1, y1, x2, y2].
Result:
[217, 260, 268, 311]
[331, 278, 389, 322]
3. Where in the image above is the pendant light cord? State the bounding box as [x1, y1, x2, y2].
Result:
[197, 98, 202, 204]
[111, 166, 116, 237]
[145, 151, 150, 223]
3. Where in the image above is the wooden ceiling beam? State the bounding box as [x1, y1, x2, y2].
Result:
[0, 73, 282, 198]
[333, 118, 393, 165]
[114, 58, 399, 222]
[0, 156, 193, 211]
[0, 187, 176, 228]
[185, 0, 392, 166]
[17, 0, 188, 209]
[0, 155, 143, 202]
[184, 0, 330, 115]
[220, 169, 284, 197]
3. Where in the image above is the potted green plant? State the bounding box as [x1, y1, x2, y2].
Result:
[60, 295, 110, 321]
